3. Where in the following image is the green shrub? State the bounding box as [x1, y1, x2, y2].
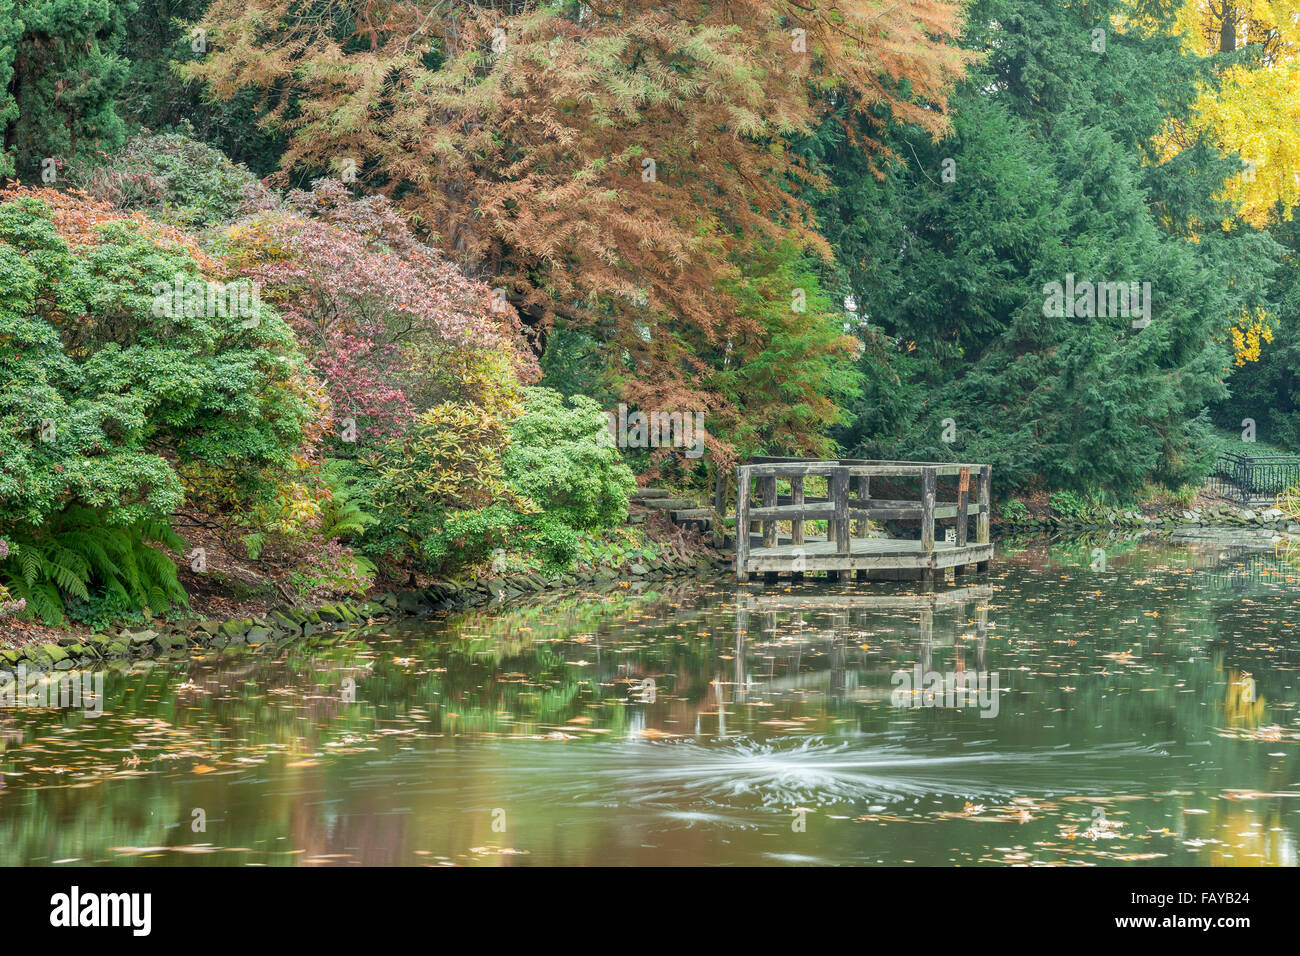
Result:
[516, 514, 579, 568]
[503, 387, 636, 530]
[414, 509, 581, 576]
[418, 506, 518, 572]
[0, 192, 314, 529]
[1001, 498, 1029, 522]
[377, 402, 518, 511]
[68, 130, 263, 227]
[1049, 490, 1090, 521]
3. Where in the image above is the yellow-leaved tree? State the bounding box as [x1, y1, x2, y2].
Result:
[1158, 1, 1300, 226]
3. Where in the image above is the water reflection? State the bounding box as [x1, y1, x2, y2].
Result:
[1, 536, 1299, 865]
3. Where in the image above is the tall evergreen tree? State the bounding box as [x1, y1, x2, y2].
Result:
[2, 0, 135, 180]
[816, 0, 1281, 494]
[0, 1, 17, 178]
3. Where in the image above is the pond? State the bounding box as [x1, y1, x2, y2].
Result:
[2, 535, 1299, 866]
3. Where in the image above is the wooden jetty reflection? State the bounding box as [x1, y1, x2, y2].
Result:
[726, 584, 994, 710]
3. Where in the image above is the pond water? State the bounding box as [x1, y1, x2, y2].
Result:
[2, 535, 1299, 866]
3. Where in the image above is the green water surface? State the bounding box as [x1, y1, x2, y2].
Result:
[2, 534, 1298, 866]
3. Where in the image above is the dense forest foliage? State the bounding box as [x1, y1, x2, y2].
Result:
[4, 0, 1300, 624]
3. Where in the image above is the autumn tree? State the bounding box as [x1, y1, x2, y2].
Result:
[222, 178, 537, 445]
[1150, 0, 1300, 225]
[182, 0, 970, 460]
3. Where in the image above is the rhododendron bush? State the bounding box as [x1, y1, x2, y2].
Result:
[0, 187, 317, 528]
[0, 188, 322, 622]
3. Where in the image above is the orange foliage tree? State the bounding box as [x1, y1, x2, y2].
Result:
[184, 0, 969, 459]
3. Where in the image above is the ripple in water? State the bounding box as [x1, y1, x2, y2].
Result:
[366, 735, 1162, 811]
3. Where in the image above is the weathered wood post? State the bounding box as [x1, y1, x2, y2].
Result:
[832, 466, 850, 555]
[853, 474, 870, 580]
[957, 466, 970, 548]
[976, 464, 991, 572]
[976, 465, 991, 544]
[852, 475, 870, 537]
[790, 475, 805, 547]
[920, 466, 936, 589]
[920, 467, 936, 552]
[735, 465, 750, 582]
[761, 474, 778, 548]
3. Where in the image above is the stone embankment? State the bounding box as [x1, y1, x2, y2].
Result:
[1, 549, 731, 681]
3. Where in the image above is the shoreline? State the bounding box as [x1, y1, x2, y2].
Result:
[4, 498, 1297, 682]
[0, 547, 732, 682]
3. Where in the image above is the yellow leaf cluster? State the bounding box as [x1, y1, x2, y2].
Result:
[1154, 1, 1300, 227]
[1229, 306, 1274, 366]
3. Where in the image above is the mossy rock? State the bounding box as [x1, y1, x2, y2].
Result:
[267, 610, 302, 634]
[37, 644, 69, 663]
[395, 592, 423, 614]
[218, 620, 249, 641]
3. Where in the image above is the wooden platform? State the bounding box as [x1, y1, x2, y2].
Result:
[744, 535, 993, 574]
[734, 458, 993, 582]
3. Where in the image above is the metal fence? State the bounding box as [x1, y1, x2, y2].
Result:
[1206, 452, 1300, 506]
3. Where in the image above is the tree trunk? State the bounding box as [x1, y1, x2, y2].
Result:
[1220, 7, 1237, 53]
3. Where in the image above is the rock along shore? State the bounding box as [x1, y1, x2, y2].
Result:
[0, 549, 732, 682]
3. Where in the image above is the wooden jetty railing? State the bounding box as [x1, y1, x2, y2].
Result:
[734, 458, 992, 582]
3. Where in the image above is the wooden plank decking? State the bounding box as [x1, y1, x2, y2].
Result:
[734, 458, 993, 583]
[744, 535, 993, 573]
